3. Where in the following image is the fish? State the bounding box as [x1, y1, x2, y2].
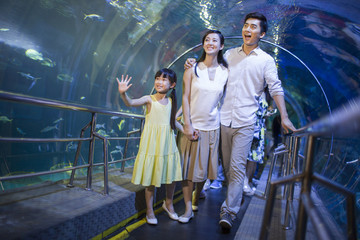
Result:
[25, 49, 43, 61]
[57, 73, 74, 83]
[40, 58, 56, 67]
[83, 14, 104, 21]
[27, 80, 37, 91]
[96, 123, 105, 129]
[106, 76, 115, 82]
[110, 116, 119, 120]
[96, 129, 109, 137]
[65, 142, 78, 152]
[53, 118, 64, 124]
[108, 0, 121, 9]
[115, 145, 124, 151]
[40, 125, 59, 133]
[110, 145, 124, 157]
[117, 119, 125, 131]
[0, 116, 12, 123]
[140, 66, 152, 85]
[50, 162, 72, 175]
[110, 149, 123, 155]
[16, 127, 26, 135]
[18, 72, 41, 91]
[109, 146, 123, 161]
[18, 72, 41, 81]
[80, 96, 86, 100]
[0, 28, 9, 31]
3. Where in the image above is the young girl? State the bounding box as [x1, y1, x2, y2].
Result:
[177, 30, 228, 223]
[116, 68, 183, 225]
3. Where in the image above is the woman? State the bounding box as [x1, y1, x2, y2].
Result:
[177, 30, 228, 223]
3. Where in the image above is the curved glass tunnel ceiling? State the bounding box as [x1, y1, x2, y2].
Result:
[0, 0, 359, 237]
[0, 0, 359, 124]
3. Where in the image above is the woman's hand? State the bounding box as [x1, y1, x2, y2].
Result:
[184, 124, 199, 141]
[116, 75, 133, 94]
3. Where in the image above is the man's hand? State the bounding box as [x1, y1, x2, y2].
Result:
[281, 117, 296, 134]
[184, 58, 196, 69]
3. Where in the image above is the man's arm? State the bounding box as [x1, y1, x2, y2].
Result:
[272, 95, 296, 133]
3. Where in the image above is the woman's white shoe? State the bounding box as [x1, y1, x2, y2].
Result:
[178, 212, 194, 223]
[162, 201, 179, 220]
[146, 215, 158, 225]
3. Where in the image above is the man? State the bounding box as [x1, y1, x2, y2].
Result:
[185, 12, 296, 230]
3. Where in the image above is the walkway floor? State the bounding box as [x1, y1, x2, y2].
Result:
[0, 160, 321, 240]
[125, 187, 252, 240]
[117, 160, 318, 240]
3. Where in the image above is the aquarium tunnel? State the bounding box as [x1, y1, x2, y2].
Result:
[0, 0, 359, 239]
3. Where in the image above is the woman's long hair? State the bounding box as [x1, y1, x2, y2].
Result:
[195, 30, 228, 77]
[155, 68, 177, 130]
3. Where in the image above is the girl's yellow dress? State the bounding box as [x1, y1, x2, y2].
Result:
[131, 95, 182, 187]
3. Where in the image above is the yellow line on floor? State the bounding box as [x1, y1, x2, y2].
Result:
[109, 193, 184, 240]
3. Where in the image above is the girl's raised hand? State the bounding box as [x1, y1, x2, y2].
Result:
[117, 75, 133, 94]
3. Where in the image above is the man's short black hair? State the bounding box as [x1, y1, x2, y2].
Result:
[244, 12, 268, 33]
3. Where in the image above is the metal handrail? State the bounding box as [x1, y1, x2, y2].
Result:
[121, 128, 142, 172]
[0, 91, 144, 194]
[259, 97, 360, 240]
[0, 90, 144, 119]
[290, 97, 360, 138]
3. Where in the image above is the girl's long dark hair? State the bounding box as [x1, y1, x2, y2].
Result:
[195, 30, 228, 77]
[155, 68, 177, 130]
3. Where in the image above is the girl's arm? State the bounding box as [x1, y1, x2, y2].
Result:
[174, 106, 184, 133]
[175, 120, 184, 133]
[175, 106, 182, 119]
[182, 68, 198, 140]
[117, 75, 151, 107]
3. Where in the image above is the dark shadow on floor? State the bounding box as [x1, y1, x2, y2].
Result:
[126, 186, 252, 240]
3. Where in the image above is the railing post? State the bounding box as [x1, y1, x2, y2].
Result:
[346, 193, 357, 240]
[295, 135, 315, 240]
[86, 113, 97, 191]
[121, 132, 130, 172]
[283, 136, 294, 198]
[283, 136, 300, 229]
[259, 183, 278, 240]
[281, 136, 290, 177]
[264, 144, 288, 198]
[301, 192, 334, 240]
[121, 119, 143, 172]
[68, 121, 91, 187]
[103, 137, 109, 195]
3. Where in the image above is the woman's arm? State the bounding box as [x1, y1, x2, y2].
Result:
[182, 68, 198, 140]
